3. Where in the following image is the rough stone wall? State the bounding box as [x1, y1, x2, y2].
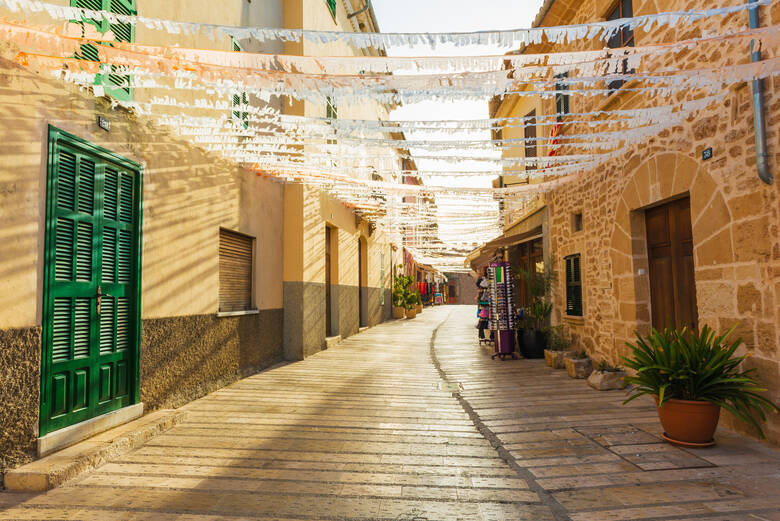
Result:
[0, 327, 40, 478]
[140, 311, 283, 411]
[534, 0, 780, 443]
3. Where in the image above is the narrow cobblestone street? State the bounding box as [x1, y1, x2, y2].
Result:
[2, 306, 779, 520]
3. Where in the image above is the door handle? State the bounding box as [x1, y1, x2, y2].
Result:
[94, 286, 113, 315]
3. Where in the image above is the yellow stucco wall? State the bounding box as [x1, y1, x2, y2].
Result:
[0, 52, 284, 328]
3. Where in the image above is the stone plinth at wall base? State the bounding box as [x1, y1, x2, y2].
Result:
[4, 409, 187, 492]
[544, 350, 568, 369]
[565, 357, 593, 379]
[38, 403, 145, 457]
[325, 335, 342, 349]
[587, 370, 627, 390]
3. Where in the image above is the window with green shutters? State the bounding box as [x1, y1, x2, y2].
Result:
[71, 0, 136, 101]
[326, 0, 337, 19]
[231, 39, 249, 129]
[565, 254, 583, 317]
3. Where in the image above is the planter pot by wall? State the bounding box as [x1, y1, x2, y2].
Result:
[406, 307, 417, 319]
[656, 398, 721, 445]
[416, 304, 423, 314]
[587, 370, 627, 390]
[565, 357, 593, 379]
[392, 306, 405, 319]
[520, 329, 546, 359]
[544, 349, 567, 369]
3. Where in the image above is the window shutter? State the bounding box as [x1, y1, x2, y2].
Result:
[219, 229, 254, 312]
[565, 254, 583, 316]
[71, 0, 135, 100]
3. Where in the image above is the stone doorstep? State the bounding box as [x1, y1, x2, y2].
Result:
[38, 403, 145, 457]
[3, 409, 187, 492]
[325, 335, 342, 349]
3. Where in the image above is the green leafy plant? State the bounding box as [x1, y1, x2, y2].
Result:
[597, 360, 623, 372]
[547, 325, 570, 351]
[622, 325, 779, 438]
[392, 265, 415, 309]
[517, 258, 557, 332]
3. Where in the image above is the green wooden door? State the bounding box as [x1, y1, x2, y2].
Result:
[41, 127, 142, 436]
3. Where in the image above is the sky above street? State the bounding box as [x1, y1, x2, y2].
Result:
[370, 0, 546, 246]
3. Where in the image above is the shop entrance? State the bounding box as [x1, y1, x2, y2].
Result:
[41, 127, 142, 436]
[645, 196, 698, 332]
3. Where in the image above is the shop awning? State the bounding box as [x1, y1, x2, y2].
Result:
[467, 225, 543, 269]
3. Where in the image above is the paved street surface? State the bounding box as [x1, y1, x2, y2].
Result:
[1, 306, 779, 520]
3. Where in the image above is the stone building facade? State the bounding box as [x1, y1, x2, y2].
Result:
[491, 0, 780, 443]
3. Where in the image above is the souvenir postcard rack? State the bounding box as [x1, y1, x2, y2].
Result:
[488, 261, 518, 360]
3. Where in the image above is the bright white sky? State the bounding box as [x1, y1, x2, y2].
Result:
[370, 0, 545, 246]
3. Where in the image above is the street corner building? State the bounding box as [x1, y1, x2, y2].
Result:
[480, 0, 780, 443]
[0, 0, 401, 479]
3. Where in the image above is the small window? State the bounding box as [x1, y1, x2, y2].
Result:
[565, 254, 583, 317]
[219, 228, 254, 312]
[606, 0, 635, 93]
[572, 212, 583, 232]
[555, 72, 570, 121]
[326, 0, 337, 19]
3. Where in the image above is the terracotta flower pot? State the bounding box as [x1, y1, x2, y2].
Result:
[656, 398, 721, 445]
[406, 307, 417, 319]
[392, 306, 405, 319]
[416, 303, 423, 314]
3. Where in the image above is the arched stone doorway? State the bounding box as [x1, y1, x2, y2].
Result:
[609, 152, 734, 361]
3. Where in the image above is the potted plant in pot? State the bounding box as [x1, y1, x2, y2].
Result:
[518, 260, 556, 359]
[415, 292, 423, 314]
[622, 325, 779, 447]
[588, 361, 627, 391]
[564, 350, 593, 379]
[544, 325, 570, 369]
[392, 267, 414, 319]
[521, 300, 552, 359]
[405, 292, 418, 319]
[392, 272, 411, 319]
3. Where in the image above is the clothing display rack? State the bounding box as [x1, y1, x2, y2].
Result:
[488, 261, 518, 360]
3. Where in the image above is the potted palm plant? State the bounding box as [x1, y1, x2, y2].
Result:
[622, 325, 779, 446]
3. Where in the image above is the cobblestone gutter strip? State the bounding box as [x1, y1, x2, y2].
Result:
[428, 310, 573, 521]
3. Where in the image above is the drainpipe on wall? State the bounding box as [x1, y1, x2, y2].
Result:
[748, 1, 773, 184]
[347, 0, 371, 19]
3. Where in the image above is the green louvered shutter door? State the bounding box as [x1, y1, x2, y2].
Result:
[95, 162, 137, 416]
[43, 143, 101, 434]
[42, 130, 140, 435]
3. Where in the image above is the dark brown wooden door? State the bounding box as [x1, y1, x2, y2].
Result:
[325, 227, 332, 337]
[645, 197, 698, 332]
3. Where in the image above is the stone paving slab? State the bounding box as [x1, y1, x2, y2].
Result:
[2, 306, 778, 520]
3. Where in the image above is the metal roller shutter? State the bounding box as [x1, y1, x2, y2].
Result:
[219, 229, 254, 312]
